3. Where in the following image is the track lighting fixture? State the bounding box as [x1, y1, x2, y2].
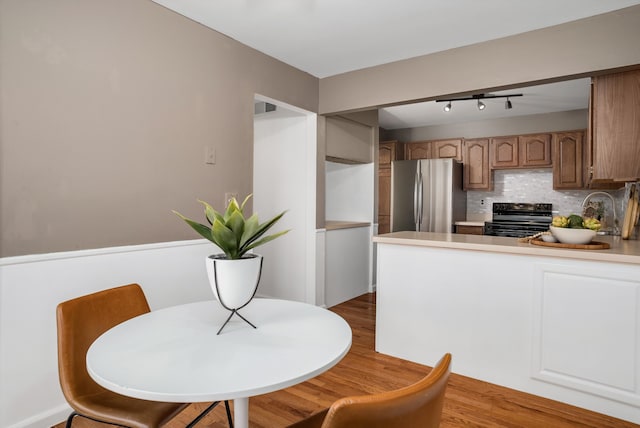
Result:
[436, 93, 522, 113]
[505, 98, 513, 109]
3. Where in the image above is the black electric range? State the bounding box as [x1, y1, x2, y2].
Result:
[484, 203, 553, 238]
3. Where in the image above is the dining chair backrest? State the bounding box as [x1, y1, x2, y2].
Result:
[56, 283, 151, 401]
[288, 353, 451, 428]
[56, 283, 234, 428]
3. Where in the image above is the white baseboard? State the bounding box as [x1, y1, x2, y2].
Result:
[6, 404, 71, 428]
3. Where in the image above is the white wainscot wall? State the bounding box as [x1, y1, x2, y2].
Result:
[0, 240, 217, 428]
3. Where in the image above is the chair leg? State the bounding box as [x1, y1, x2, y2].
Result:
[65, 411, 129, 428]
[65, 411, 77, 428]
[66, 402, 232, 428]
[224, 400, 234, 428]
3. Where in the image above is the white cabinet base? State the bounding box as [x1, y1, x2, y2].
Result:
[375, 243, 640, 424]
[325, 226, 371, 307]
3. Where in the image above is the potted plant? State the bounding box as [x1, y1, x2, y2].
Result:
[173, 195, 289, 333]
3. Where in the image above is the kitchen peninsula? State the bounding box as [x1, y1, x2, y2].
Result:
[373, 231, 640, 424]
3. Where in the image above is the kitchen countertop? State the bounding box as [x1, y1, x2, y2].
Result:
[373, 231, 640, 265]
[325, 221, 370, 231]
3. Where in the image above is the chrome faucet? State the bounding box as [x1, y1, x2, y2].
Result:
[581, 191, 620, 235]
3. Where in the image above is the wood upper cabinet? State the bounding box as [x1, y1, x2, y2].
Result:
[590, 69, 640, 183]
[378, 141, 404, 234]
[463, 139, 492, 190]
[490, 136, 518, 168]
[432, 139, 463, 162]
[406, 139, 463, 161]
[406, 141, 431, 160]
[490, 133, 551, 169]
[379, 140, 404, 169]
[399, 129, 590, 193]
[553, 131, 584, 189]
[519, 133, 552, 167]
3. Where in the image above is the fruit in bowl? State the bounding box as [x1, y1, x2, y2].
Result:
[549, 214, 600, 244]
[552, 215, 601, 231]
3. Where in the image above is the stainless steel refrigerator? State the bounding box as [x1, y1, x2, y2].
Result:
[391, 158, 466, 233]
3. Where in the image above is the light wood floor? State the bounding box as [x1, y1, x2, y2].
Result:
[55, 293, 638, 428]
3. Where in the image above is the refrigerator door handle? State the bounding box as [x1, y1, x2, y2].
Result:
[413, 168, 420, 230]
[418, 170, 424, 228]
[414, 166, 424, 231]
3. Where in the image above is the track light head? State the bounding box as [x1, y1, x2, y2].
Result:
[505, 98, 512, 109]
[444, 102, 451, 112]
[477, 99, 486, 111]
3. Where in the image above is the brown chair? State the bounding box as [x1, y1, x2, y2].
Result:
[56, 283, 233, 428]
[287, 353, 451, 428]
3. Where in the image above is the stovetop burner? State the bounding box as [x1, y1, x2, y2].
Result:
[484, 202, 552, 238]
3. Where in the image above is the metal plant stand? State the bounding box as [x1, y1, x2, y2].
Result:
[210, 255, 263, 335]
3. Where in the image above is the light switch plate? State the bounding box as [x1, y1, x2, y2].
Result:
[224, 192, 238, 206]
[205, 146, 216, 164]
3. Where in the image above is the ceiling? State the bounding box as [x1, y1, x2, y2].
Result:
[379, 79, 592, 130]
[151, 0, 640, 128]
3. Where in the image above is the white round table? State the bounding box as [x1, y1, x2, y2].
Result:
[86, 298, 352, 428]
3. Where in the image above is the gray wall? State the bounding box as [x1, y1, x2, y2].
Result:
[3, 1, 640, 257]
[0, 0, 318, 257]
[319, 5, 640, 114]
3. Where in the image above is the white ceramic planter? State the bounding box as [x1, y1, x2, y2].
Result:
[205, 253, 263, 310]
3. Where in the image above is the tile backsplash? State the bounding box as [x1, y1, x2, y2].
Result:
[467, 169, 625, 230]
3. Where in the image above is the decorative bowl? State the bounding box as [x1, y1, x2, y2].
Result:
[549, 226, 596, 245]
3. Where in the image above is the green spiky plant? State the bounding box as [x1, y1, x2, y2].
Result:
[173, 195, 289, 259]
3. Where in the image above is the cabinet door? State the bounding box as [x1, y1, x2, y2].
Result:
[378, 168, 391, 217]
[532, 263, 640, 407]
[379, 143, 394, 168]
[378, 167, 391, 234]
[591, 70, 640, 182]
[379, 140, 404, 169]
[378, 216, 390, 235]
[455, 225, 484, 235]
[463, 139, 492, 190]
[553, 131, 584, 189]
[432, 139, 463, 161]
[378, 141, 402, 235]
[406, 141, 432, 160]
[519, 134, 552, 167]
[490, 136, 518, 168]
